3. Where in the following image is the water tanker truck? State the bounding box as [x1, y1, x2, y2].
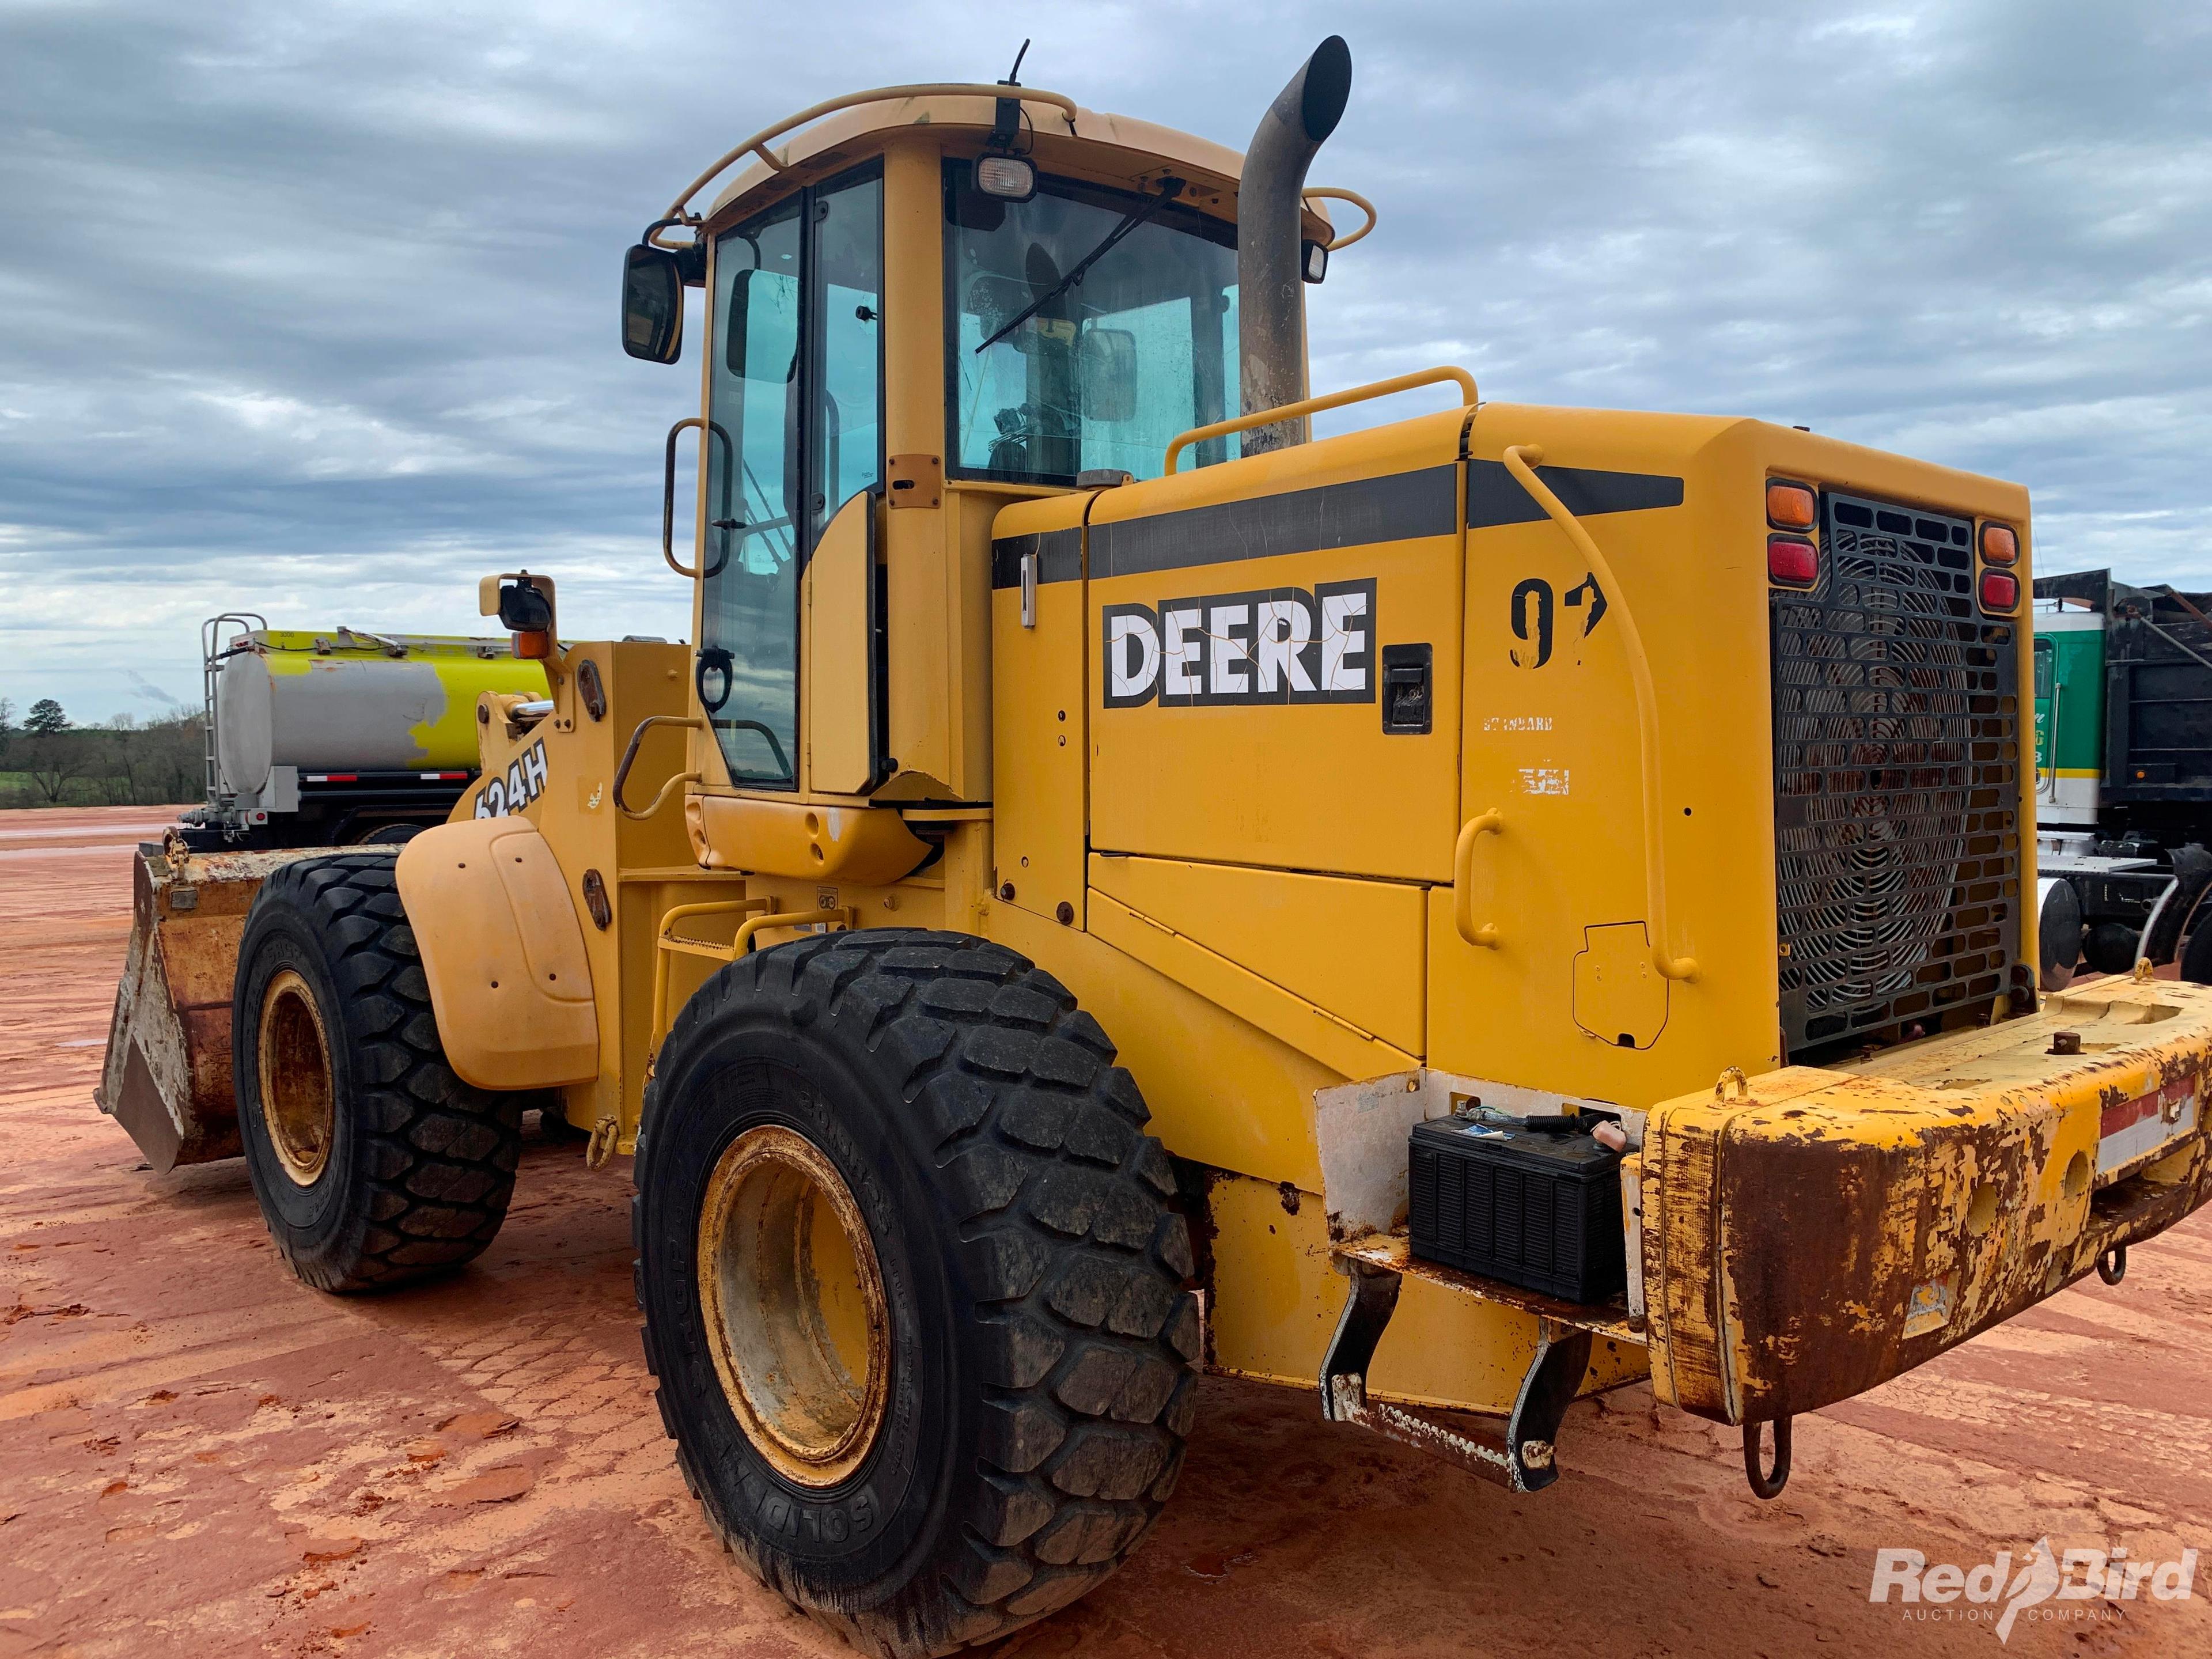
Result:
[180, 613, 549, 849]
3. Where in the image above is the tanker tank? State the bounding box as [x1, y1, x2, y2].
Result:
[187, 622, 548, 849]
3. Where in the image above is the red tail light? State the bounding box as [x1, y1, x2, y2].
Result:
[1979, 569, 2018, 611]
[1768, 535, 1819, 585]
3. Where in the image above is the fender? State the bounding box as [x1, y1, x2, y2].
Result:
[394, 817, 599, 1090]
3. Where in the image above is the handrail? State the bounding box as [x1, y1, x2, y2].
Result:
[2035, 681, 2059, 798]
[614, 715, 704, 820]
[1501, 445, 1698, 984]
[1301, 187, 1376, 251]
[1163, 366, 1478, 475]
[658, 83, 1082, 236]
[1452, 809, 1505, 948]
[663, 418, 734, 580]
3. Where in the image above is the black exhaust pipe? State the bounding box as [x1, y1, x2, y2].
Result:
[1237, 35, 1353, 455]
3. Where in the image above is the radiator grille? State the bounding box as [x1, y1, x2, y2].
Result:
[1772, 492, 2021, 1052]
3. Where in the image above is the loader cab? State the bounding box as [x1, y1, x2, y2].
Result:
[637, 97, 1306, 819]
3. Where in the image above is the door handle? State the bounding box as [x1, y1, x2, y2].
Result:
[1453, 809, 1504, 948]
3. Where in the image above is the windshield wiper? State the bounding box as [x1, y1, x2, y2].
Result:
[974, 177, 1185, 354]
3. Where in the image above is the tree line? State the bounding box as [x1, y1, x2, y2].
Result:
[0, 699, 206, 808]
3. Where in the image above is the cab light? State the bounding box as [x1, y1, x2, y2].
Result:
[975, 156, 1037, 201]
[1768, 535, 1819, 585]
[1979, 569, 2019, 611]
[1767, 481, 1817, 530]
[1980, 522, 2018, 566]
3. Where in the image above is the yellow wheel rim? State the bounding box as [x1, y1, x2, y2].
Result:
[258, 968, 335, 1187]
[696, 1124, 891, 1487]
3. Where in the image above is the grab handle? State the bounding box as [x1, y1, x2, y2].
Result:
[1452, 809, 1505, 948]
[614, 715, 704, 820]
[663, 418, 735, 580]
[1502, 445, 1698, 983]
[1164, 366, 1477, 475]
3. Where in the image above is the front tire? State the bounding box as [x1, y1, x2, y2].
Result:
[634, 929, 1199, 1658]
[233, 851, 525, 1291]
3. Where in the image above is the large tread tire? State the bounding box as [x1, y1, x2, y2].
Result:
[634, 929, 1198, 1659]
[233, 850, 524, 1292]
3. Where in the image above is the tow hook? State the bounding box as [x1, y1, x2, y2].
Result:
[1743, 1415, 1793, 1499]
[2097, 1244, 2128, 1285]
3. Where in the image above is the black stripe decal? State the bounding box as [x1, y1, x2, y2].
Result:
[989, 460, 1684, 591]
[1467, 460, 1683, 528]
[991, 528, 1084, 590]
[1092, 466, 1459, 582]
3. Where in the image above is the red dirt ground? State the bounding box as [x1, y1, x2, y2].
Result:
[4, 805, 2210, 1658]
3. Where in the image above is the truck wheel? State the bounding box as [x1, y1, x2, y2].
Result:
[233, 850, 524, 1293]
[634, 929, 1198, 1658]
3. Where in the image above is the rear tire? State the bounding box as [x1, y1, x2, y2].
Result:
[634, 929, 1198, 1658]
[233, 850, 524, 1292]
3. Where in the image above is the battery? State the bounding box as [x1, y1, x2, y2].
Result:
[1407, 1116, 1626, 1304]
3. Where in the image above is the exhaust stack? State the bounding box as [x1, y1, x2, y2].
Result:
[1237, 36, 1353, 456]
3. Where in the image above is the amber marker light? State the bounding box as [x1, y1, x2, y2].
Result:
[1980, 522, 2018, 566]
[1767, 480, 1817, 531]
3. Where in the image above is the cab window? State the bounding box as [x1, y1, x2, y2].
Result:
[944, 161, 1239, 484]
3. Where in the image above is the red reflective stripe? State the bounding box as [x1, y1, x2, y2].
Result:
[2101, 1095, 2158, 1138]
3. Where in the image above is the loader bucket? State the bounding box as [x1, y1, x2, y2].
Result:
[96, 841, 320, 1172]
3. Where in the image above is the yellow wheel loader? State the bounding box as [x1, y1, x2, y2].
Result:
[99, 36, 2212, 1657]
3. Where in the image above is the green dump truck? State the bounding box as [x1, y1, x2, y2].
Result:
[2034, 570, 2212, 982]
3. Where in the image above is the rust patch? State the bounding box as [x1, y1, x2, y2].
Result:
[1645, 1001, 2212, 1424]
[94, 846, 325, 1170]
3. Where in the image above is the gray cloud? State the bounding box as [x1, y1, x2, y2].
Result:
[3, 0, 2209, 719]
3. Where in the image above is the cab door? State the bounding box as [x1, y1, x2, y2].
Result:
[698, 162, 886, 796]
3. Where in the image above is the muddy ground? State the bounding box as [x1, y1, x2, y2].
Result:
[3, 805, 2209, 1658]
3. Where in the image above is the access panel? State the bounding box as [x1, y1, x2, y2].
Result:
[1086, 414, 1468, 884]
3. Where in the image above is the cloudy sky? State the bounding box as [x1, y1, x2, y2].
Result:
[3, 0, 2208, 725]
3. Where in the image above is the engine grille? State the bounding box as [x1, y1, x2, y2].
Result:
[1772, 491, 2021, 1053]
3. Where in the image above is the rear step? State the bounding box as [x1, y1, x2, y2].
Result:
[1320, 1231, 1644, 1495]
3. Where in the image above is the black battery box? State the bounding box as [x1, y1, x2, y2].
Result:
[1407, 1116, 1626, 1304]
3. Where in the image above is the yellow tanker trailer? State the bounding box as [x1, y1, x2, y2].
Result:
[96, 39, 2212, 1658]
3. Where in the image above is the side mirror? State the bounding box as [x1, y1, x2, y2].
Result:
[497, 582, 553, 633]
[481, 571, 557, 661]
[1079, 328, 1139, 423]
[622, 243, 684, 364]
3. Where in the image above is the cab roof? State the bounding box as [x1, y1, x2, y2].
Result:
[702, 92, 1334, 243]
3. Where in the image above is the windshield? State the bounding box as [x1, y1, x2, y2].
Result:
[944, 161, 1240, 484]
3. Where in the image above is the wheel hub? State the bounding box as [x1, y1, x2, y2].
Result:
[696, 1124, 891, 1487]
[258, 968, 335, 1187]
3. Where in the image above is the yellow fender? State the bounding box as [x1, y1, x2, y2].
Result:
[395, 817, 599, 1090]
